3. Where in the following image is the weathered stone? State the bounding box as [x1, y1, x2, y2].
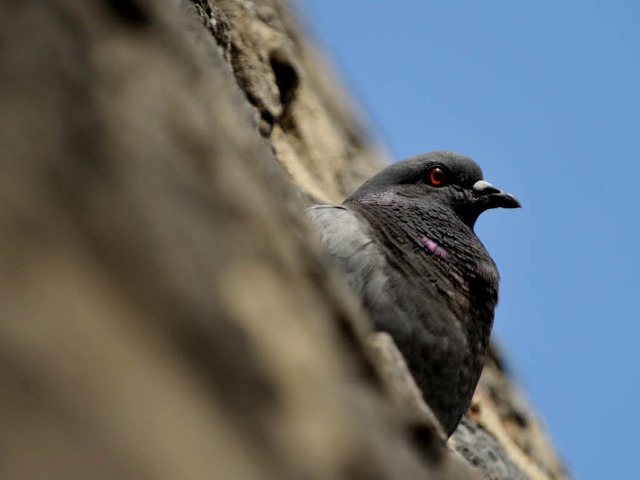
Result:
[471, 346, 569, 479]
[213, 0, 387, 203]
[453, 417, 531, 480]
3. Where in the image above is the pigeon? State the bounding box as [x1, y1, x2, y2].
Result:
[307, 151, 520, 436]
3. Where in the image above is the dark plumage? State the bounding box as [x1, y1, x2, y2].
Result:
[307, 150, 520, 436]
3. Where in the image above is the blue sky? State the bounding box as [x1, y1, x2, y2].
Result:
[300, 2, 640, 478]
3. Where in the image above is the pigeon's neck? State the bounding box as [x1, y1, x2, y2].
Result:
[347, 196, 492, 264]
[347, 199, 499, 334]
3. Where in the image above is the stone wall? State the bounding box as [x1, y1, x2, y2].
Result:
[0, 0, 567, 478]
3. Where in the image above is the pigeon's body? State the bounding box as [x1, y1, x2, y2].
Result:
[308, 151, 519, 436]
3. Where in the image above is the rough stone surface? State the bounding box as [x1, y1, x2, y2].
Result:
[453, 417, 530, 480]
[211, 0, 388, 202]
[462, 346, 570, 479]
[0, 0, 567, 479]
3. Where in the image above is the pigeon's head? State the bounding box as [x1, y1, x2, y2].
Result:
[345, 150, 520, 228]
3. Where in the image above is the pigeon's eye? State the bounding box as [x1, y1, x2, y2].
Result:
[427, 167, 446, 186]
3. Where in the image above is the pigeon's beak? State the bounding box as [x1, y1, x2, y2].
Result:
[472, 180, 521, 209]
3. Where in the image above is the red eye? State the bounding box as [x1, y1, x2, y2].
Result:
[428, 167, 445, 186]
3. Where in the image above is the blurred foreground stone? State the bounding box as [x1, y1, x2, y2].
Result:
[0, 0, 568, 478]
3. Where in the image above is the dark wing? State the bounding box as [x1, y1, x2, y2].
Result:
[307, 204, 476, 435]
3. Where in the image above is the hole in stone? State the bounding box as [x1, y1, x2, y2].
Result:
[270, 50, 299, 110]
[107, 0, 150, 25]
